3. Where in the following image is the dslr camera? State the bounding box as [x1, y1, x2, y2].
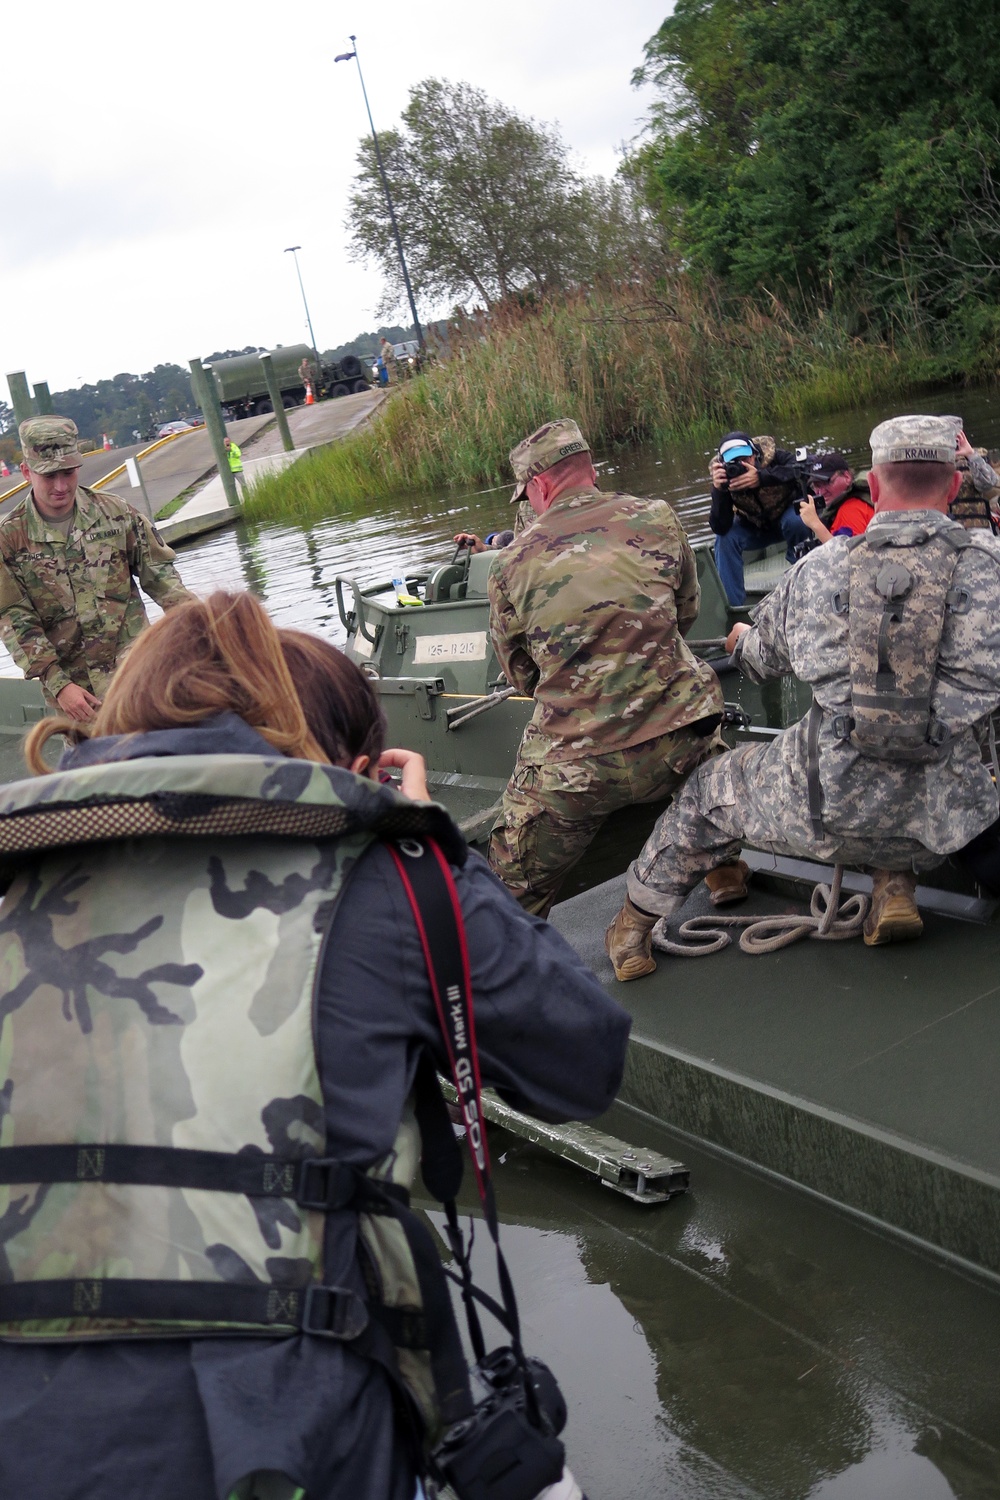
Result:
[718, 436, 759, 483]
[431, 1346, 572, 1500]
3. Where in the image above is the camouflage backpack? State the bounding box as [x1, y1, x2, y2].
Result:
[836, 522, 974, 761]
[0, 753, 469, 1438]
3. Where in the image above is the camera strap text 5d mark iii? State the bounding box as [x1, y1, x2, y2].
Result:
[388, 837, 571, 1500]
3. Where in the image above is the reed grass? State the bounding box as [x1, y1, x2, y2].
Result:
[244, 278, 949, 524]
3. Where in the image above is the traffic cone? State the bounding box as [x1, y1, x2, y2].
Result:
[0, 460, 9, 477]
[103, 433, 112, 450]
[304, 382, 315, 406]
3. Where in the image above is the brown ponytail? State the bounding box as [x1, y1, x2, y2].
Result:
[24, 592, 343, 774]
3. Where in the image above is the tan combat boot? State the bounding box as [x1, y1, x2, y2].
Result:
[605, 898, 660, 981]
[863, 869, 923, 947]
[704, 860, 750, 907]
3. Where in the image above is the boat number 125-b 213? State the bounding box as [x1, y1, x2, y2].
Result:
[413, 632, 489, 664]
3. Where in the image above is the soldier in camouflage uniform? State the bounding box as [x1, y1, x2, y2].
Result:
[949, 425, 1000, 530]
[0, 416, 191, 722]
[607, 413, 1000, 979]
[488, 418, 726, 917]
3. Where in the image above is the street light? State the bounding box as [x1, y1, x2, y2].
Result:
[284, 246, 319, 356]
[335, 34, 424, 348]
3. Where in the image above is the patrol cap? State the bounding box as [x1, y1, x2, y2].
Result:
[806, 451, 852, 480]
[870, 414, 959, 468]
[509, 418, 591, 502]
[18, 415, 83, 474]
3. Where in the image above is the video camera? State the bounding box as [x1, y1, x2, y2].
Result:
[790, 447, 821, 515]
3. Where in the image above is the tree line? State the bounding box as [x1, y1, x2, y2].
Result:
[348, 8, 1000, 366]
[0, 328, 421, 453]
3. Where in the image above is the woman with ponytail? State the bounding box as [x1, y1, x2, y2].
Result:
[0, 592, 628, 1500]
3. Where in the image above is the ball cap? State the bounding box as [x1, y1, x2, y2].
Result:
[19, 415, 84, 474]
[509, 418, 590, 502]
[806, 451, 852, 480]
[719, 431, 757, 464]
[870, 414, 959, 468]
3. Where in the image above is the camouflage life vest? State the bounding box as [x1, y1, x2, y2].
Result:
[731, 436, 797, 530]
[835, 522, 974, 761]
[0, 753, 466, 1435]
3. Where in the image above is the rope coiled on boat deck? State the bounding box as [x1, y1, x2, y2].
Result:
[652, 865, 870, 957]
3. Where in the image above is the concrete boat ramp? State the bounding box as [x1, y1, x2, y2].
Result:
[0, 389, 387, 545]
[551, 865, 1000, 1285]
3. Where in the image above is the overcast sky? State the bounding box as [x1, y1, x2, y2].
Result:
[3, 0, 668, 395]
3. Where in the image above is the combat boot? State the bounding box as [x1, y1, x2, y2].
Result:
[704, 860, 750, 907]
[605, 898, 660, 981]
[863, 869, 923, 947]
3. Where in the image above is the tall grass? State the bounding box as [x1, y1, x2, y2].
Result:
[245, 277, 947, 523]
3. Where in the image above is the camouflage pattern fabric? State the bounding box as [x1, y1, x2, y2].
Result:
[628, 509, 1000, 910]
[626, 740, 949, 914]
[490, 722, 724, 916]
[727, 435, 798, 531]
[508, 417, 589, 502]
[951, 451, 1000, 530]
[18, 416, 83, 474]
[0, 754, 457, 1378]
[845, 523, 970, 760]
[488, 485, 723, 765]
[0, 486, 191, 702]
[870, 413, 959, 465]
[511, 497, 536, 538]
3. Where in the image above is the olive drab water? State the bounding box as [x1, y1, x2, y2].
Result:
[842, 522, 976, 759]
[0, 753, 458, 1430]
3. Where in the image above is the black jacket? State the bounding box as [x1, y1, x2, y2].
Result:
[0, 716, 630, 1500]
[710, 446, 800, 535]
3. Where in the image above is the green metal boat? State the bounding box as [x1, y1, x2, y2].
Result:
[338, 538, 1000, 1288]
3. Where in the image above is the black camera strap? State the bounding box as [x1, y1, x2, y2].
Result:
[387, 838, 535, 1400]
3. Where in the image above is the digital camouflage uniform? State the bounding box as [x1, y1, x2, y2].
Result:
[950, 449, 1000, 530]
[627, 505, 1000, 914]
[0, 485, 191, 702]
[488, 421, 723, 914]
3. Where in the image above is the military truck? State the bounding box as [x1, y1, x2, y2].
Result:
[203, 344, 372, 419]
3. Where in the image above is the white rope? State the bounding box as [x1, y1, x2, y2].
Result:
[445, 685, 518, 730]
[652, 865, 869, 957]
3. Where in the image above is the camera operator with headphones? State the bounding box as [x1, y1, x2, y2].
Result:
[708, 431, 812, 606]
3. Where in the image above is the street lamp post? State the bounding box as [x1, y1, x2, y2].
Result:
[284, 246, 319, 356]
[335, 34, 424, 349]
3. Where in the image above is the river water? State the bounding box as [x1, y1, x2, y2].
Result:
[153, 382, 1000, 644]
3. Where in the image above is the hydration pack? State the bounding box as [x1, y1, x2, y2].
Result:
[834, 523, 973, 762]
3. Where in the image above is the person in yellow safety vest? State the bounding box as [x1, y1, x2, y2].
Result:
[224, 437, 248, 495]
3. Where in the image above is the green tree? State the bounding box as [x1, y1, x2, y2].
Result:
[347, 78, 651, 313]
[633, 0, 1000, 329]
